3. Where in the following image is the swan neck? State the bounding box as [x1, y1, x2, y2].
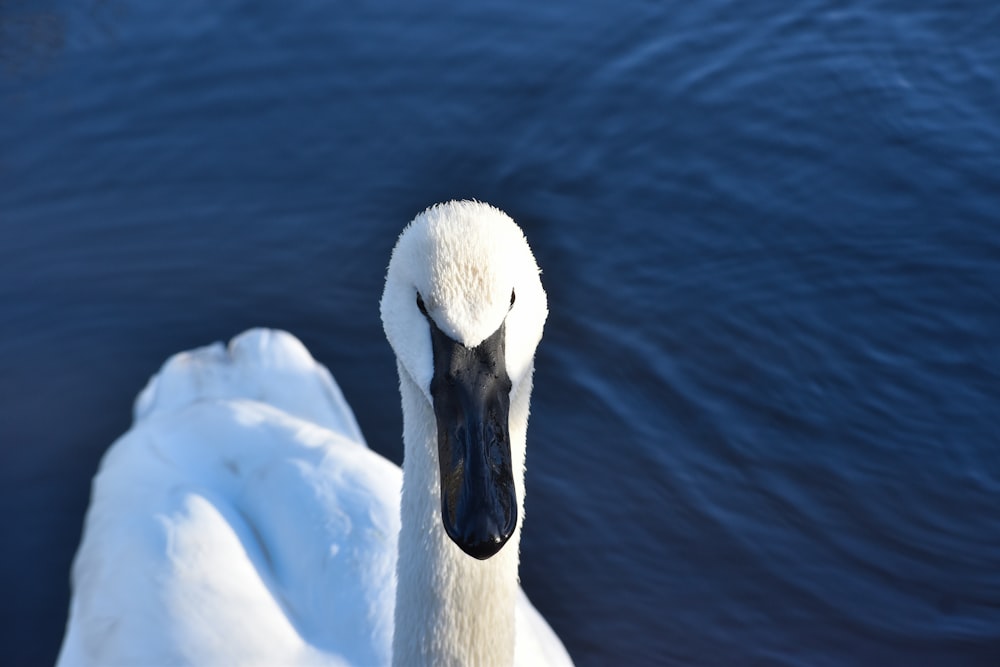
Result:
[392, 361, 532, 667]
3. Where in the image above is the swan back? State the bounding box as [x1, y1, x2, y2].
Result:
[135, 329, 365, 443]
[59, 330, 399, 667]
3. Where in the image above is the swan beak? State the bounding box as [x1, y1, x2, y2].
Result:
[429, 319, 517, 560]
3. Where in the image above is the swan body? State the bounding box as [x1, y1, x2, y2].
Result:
[58, 201, 573, 666]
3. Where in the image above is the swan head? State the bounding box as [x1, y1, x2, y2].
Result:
[380, 200, 548, 560]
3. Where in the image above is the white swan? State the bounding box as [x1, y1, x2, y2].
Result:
[57, 201, 574, 667]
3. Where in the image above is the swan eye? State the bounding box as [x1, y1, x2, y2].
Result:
[416, 293, 428, 316]
[509, 289, 516, 308]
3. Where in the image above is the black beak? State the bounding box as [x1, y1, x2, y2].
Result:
[428, 318, 516, 560]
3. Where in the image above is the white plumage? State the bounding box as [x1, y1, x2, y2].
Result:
[58, 201, 573, 666]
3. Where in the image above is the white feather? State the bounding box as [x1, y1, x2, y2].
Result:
[57, 201, 573, 667]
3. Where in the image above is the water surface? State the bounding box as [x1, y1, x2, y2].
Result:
[2, 1, 1000, 665]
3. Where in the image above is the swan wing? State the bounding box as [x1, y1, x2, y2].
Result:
[58, 329, 400, 667]
[135, 328, 366, 445]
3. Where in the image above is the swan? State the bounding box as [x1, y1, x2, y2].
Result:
[57, 200, 574, 667]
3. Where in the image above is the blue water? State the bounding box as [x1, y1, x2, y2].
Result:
[3, 1, 1000, 664]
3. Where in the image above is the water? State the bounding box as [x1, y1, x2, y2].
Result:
[3, 1, 1000, 664]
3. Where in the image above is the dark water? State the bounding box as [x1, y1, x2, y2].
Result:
[3, 1, 1000, 664]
